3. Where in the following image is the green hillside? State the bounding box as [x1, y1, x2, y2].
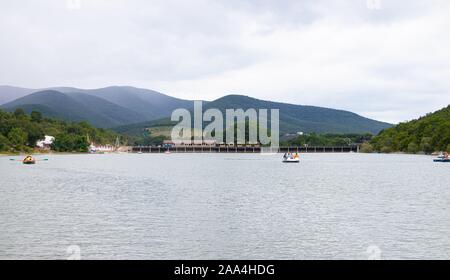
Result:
[371, 105, 450, 153]
[73, 86, 194, 121]
[114, 118, 175, 136]
[117, 95, 392, 137]
[204, 95, 392, 135]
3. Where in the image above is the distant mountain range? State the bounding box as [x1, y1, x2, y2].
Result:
[0, 85, 392, 134]
[0, 86, 193, 128]
[0, 86, 36, 104]
[203, 95, 391, 134]
[1, 90, 145, 128]
[52, 86, 193, 121]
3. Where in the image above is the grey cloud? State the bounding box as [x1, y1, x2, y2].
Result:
[1, 0, 450, 123]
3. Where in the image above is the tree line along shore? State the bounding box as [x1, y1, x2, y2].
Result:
[1, 105, 448, 154]
[0, 108, 122, 153]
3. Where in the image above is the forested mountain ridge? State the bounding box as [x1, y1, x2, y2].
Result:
[371, 105, 450, 153]
[204, 95, 392, 135]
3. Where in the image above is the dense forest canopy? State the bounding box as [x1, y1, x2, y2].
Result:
[0, 108, 121, 153]
[370, 105, 450, 153]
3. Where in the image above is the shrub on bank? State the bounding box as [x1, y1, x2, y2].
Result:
[407, 142, 419, 154]
[359, 143, 374, 153]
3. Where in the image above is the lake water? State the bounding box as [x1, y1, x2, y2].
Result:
[0, 153, 449, 260]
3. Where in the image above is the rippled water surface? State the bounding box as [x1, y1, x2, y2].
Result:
[0, 153, 449, 259]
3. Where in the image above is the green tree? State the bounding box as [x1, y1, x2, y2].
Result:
[50, 134, 69, 151]
[7, 128, 28, 150]
[51, 134, 89, 152]
[420, 137, 433, 154]
[447, 144, 450, 153]
[26, 125, 45, 148]
[0, 134, 10, 152]
[30, 111, 43, 122]
[73, 135, 89, 152]
[13, 108, 26, 117]
[360, 143, 374, 153]
[407, 142, 419, 154]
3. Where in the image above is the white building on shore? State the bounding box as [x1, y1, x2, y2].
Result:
[36, 135, 55, 150]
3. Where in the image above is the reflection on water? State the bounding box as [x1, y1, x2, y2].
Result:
[0, 153, 449, 259]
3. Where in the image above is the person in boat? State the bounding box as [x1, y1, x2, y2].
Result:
[283, 153, 287, 159]
[294, 153, 299, 159]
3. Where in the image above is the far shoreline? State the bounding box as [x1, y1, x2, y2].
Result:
[1, 151, 440, 157]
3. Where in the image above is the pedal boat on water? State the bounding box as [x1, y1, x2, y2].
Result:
[282, 153, 300, 163]
[434, 158, 450, 162]
[22, 155, 36, 165]
[434, 152, 450, 162]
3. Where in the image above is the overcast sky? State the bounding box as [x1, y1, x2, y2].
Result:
[1, 0, 450, 123]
